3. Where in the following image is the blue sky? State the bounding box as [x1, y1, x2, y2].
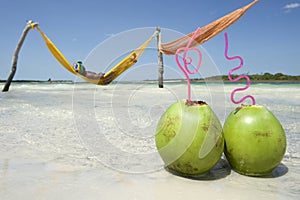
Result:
[0, 0, 299, 81]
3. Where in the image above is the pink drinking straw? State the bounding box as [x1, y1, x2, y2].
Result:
[224, 32, 256, 105]
[175, 28, 202, 103]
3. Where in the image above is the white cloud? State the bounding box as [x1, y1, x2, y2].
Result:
[283, 2, 300, 9]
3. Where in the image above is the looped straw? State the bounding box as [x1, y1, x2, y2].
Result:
[175, 28, 202, 103]
[224, 32, 256, 105]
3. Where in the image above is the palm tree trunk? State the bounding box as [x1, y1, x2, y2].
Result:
[156, 27, 164, 88]
[2, 21, 38, 92]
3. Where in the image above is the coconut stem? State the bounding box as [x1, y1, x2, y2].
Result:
[186, 100, 207, 106]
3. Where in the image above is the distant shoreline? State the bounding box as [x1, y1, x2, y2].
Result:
[148, 73, 300, 83]
[1, 80, 300, 84]
[1, 73, 299, 84]
[0, 80, 74, 83]
[163, 79, 300, 83]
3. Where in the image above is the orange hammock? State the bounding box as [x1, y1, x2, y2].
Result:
[159, 0, 259, 55]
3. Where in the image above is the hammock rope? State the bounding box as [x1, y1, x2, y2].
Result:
[35, 26, 155, 85]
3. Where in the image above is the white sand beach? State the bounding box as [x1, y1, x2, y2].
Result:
[0, 82, 299, 199]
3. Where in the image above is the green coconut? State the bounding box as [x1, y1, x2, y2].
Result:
[155, 100, 224, 176]
[223, 105, 286, 176]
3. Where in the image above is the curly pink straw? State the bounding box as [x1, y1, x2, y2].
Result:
[175, 28, 202, 103]
[224, 32, 256, 105]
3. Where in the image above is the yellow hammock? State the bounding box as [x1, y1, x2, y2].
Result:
[159, 0, 259, 55]
[35, 26, 155, 85]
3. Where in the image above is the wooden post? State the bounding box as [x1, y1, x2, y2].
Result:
[156, 27, 164, 88]
[2, 20, 38, 92]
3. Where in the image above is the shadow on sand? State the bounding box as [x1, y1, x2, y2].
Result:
[165, 159, 289, 180]
[256, 163, 289, 178]
[165, 158, 231, 181]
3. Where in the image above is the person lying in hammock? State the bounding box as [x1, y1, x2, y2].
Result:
[73, 61, 105, 80]
[73, 53, 137, 81]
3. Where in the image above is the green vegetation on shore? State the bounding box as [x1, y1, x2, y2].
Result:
[194, 72, 300, 82]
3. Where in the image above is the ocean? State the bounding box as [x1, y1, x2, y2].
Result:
[0, 81, 299, 199]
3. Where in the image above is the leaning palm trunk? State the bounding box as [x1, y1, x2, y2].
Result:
[159, 0, 259, 55]
[2, 21, 38, 92]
